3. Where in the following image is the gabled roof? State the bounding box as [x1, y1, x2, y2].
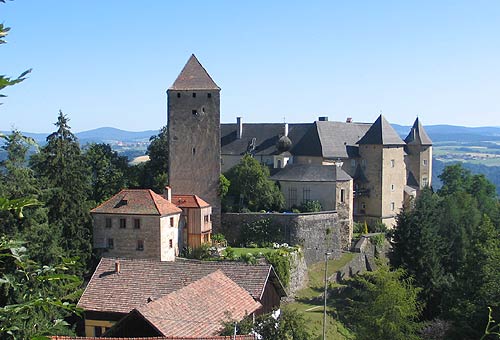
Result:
[172, 194, 210, 208]
[221, 123, 311, 156]
[271, 164, 352, 182]
[170, 54, 220, 90]
[404, 117, 432, 146]
[130, 270, 261, 337]
[90, 189, 182, 216]
[357, 115, 405, 146]
[77, 258, 286, 314]
[316, 121, 372, 158]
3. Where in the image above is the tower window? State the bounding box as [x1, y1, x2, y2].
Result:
[207, 93, 212, 98]
[136, 240, 144, 251]
[340, 189, 345, 203]
[192, 147, 196, 155]
[391, 184, 395, 191]
[120, 218, 126, 229]
[390, 159, 395, 168]
[423, 177, 429, 186]
[423, 159, 428, 166]
[192, 93, 196, 98]
[169, 239, 173, 248]
[391, 202, 395, 211]
[192, 109, 198, 115]
[177, 92, 181, 98]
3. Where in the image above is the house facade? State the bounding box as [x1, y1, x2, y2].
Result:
[172, 194, 212, 249]
[91, 189, 182, 261]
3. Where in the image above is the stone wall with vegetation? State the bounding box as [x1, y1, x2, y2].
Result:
[219, 211, 352, 265]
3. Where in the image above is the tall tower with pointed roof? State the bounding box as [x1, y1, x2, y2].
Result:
[167, 55, 221, 228]
[356, 115, 406, 226]
[404, 117, 433, 190]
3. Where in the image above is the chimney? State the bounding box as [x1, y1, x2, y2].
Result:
[284, 123, 289, 137]
[115, 261, 120, 274]
[164, 186, 172, 202]
[346, 117, 352, 123]
[236, 117, 243, 139]
[318, 116, 328, 121]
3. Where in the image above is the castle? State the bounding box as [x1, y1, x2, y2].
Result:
[167, 55, 432, 227]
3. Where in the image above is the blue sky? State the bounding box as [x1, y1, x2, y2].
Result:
[2, 0, 499, 132]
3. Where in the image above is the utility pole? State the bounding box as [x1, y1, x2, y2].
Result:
[323, 251, 331, 340]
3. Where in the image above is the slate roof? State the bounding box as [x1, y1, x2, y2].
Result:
[77, 257, 285, 314]
[271, 164, 352, 182]
[51, 336, 255, 340]
[405, 117, 432, 145]
[316, 121, 372, 158]
[90, 189, 182, 216]
[406, 171, 420, 189]
[221, 123, 311, 156]
[172, 195, 210, 208]
[170, 54, 220, 90]
[132, 270, 261, 337]
[357, 115, 405, 145]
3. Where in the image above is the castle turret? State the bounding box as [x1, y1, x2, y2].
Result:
[167, 55, 221, 228]
[404, 117, 433, 190]
[356, 115, 406, 226]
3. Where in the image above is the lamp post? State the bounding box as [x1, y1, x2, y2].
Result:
[323, 251, 331, 340]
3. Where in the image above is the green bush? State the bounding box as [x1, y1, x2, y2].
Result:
[354, 222, 365, 234]
[240, 253, 257, 264]
[239, 218, 285, 247]
[211, 233, 226, 243]
[370, 233, 385, 248]
[224, 246, 235, 260]
[369, 220, 387, 233]
[264, 249, 291, 287]
[299, 200, 322, 212]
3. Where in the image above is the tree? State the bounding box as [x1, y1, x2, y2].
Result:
[391, 188, 447, 318]
[224, 154, 284, 212]
[343, 263, 422, 340]
[30, 111, 93, 271]
[84, 143, 128, 203]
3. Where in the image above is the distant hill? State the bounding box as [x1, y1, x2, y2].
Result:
[393, 124, 500, 143]
[1, 127, 159, 145]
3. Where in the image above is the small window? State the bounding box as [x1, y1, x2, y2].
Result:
[192, 109, 198, 115]
[105, 218, 112, 228]
[207, 93, 212, 98]
[169, 239, 173, 248]
[94, 326, 103, 337]
[390, 159, 395, 168]
[423, 177, 429, 186]
[137, 240, 144, 251]
[134, 219, 140, 229]
[170, 217, 174, 227]
[192, 92, 196, 98]
[361, 202, 366, 209]
[340, 189, 345, 203]
[177, 92, 181, 98]
[391, 202, 395, 211]
[107, 238, 114, 249]
[204, 215, 210, 223]
[302, 187, 311, 202]
[391, 184, 395, 191]
[192, 147, 196, 155]
[120, 218, 126, 229]
[423, 159, 428, 166]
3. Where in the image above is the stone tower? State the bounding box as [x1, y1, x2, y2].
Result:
[404, 117, 433, 190]
[167, 55, 221, 228]
[357, 115, 406, 226]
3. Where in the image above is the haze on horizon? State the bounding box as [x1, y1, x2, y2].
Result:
[1, 1, 499, 133]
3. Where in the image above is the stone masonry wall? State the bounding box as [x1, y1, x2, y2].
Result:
[219, 211, 352, 265]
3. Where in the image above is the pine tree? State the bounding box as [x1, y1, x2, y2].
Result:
[31, 111, 93, 270]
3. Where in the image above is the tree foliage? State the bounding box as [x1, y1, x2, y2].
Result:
[30, 111, 93, 271]
[224, 154, 284, 212]
[343, 262, 423, 340]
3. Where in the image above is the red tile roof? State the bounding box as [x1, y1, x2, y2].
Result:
[91, 189, 182, 216]
[169, 54, 220, 91]
[133, 270, 261, 337]
[77, 258, 285, 314]
[172, 194, 210, 208]
[51, 336, 255, 340]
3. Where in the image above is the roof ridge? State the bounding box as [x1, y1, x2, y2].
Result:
[169, 54, 220, 90]
[90, 189, 125, 213]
